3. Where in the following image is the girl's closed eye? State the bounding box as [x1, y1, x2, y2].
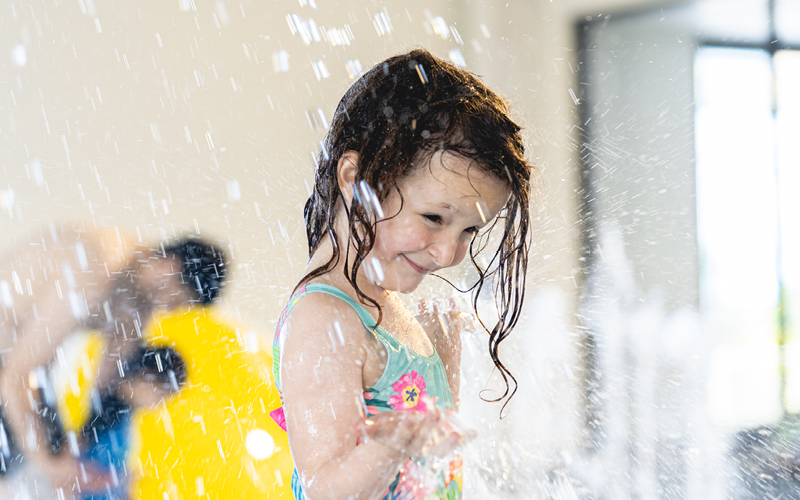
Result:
[423, 214, 443, 224]
[424, 213, 479, 234]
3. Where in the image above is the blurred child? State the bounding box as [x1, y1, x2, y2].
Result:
[0, 228, 226, 495]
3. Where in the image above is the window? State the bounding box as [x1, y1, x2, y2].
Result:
[697, 47, 800, 424]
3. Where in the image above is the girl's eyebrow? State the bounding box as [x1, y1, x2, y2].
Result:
[434, 202, 459, 213]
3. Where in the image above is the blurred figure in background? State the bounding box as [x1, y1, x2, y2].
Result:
[0, 224, 226, 498]
[75, 345, 187, 500]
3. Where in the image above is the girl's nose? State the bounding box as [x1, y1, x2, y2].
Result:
[429, 236, 464, 269]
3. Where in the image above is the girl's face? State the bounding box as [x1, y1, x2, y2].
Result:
[366, 151, 510, 294]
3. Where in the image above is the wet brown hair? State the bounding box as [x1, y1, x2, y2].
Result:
[162, 237, 227, 304]
[299, 48, 532, 411]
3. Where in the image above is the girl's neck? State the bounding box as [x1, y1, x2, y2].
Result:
[305, 235, 390, 308]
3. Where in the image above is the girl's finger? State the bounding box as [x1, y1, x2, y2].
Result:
[426, 432, 460, 457]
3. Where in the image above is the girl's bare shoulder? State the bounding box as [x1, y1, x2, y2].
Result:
[281, 288, 372, 358]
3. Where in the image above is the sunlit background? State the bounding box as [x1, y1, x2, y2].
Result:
[3, 0, 800, 498]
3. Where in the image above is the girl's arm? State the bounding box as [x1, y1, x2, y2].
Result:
[280, 293, 449, 500]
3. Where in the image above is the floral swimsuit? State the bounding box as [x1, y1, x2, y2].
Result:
[271, 283, 463, 500]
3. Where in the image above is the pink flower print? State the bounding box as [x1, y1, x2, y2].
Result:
[362, 392, 380, 417]
[389, 371, 428, 413]
[392, 459, 434, 499]
[289, 285, 307, 307]
[270, 407, 287, 432]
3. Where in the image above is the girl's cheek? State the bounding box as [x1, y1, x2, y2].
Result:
[393, 221, 427, 250]
[452, 243, 469, 267]
[407, 230, 430, 251]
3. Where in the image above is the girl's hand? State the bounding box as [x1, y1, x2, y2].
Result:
[416, 298, 463, 335]
[356, 408, 476, 459]
[415, 298, 465, 411]
[423, 410, 477, 457]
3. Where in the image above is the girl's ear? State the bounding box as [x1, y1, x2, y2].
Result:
[337, 150, 360, 209]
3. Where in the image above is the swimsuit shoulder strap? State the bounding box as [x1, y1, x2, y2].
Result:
[295, 283, 379, 331]
[298, 285, 404, 352]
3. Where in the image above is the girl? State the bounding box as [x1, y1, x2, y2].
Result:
[272, 49, 531, 500]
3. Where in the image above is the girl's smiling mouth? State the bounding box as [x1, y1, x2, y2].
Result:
[402, 255, 432, 275]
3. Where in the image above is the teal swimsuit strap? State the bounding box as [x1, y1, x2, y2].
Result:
[298, 283, 380, 331]
[291, 284, 413, 355]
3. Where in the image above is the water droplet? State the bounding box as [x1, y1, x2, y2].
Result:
[272, 50, 290, 72]
[12, 45, 26, 67]
[476, 201, 488, 223]
[245, 429, 275, 460]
